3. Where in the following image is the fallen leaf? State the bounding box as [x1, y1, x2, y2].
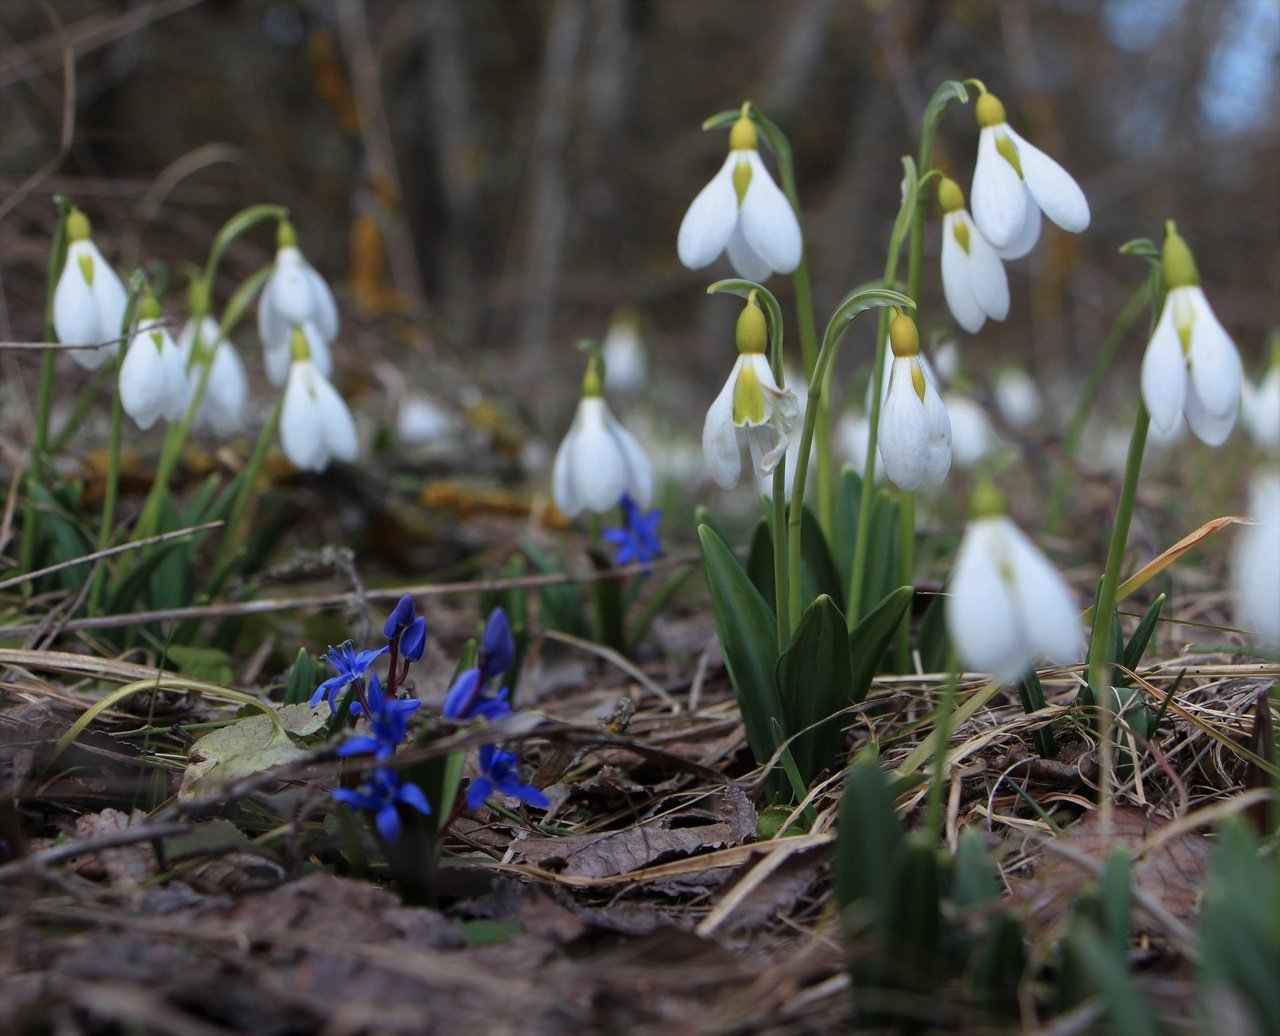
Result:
[178, 703, 326, 798]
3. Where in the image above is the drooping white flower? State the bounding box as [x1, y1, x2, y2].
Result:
[259, 221, 337, 387]
[947, 485, 1083, 683]
[551, 358, 653, 517]
[932, 338, 961, 386]
[178, 316, 249, 437]
[877, 313, 951, 492]
[943, 393, 997, 469]
[1230, 472, 1280, 648]
[602, 310, 648, 396]
[834, 410, 885, 483]
[1140, 222, 1242, 447]
[755, 366, 811, 498]
[397, 394, 456, 446]
[702, 297, 799, 489]
[119, 305, 190, 432]
[677, 111, 802, 282]
[937, 177, 1010, 334]
[1240, 353, 1280, 452]
[52, 209, 129, 371]
[970, 90, 1089, 257]
[279, 329, 358, 472]
[993, 366, 1043, 428]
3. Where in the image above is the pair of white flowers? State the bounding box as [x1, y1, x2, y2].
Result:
[939, 89, 1090, 335]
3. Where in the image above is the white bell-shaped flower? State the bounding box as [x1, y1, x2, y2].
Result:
[702, 298, 800, 489]
[678, 111, 802, 282]
[1240, 352, 1280, 452]
[259, 221, 338, 387]
[119, 303, 190, 432]
[279, 329, 358, 472]
[602, 310, 648, 396]
[970, 90, 1089, 257]
[834, 410, 885, 484]
[1140, 222, 1242, 447]
[397, 394, 456, 446]
[551, 357, 653, 517]
[877, 313, 952, 492]
[178, 316, 249, 437]
[944, 393, 997, 469]
[947, 484, 1083, 683]
[993, 366, 1043, 428]
[52, 209, 128, 371]
[1230, 472, 1280, 648]
[937, 177, 1010, 334]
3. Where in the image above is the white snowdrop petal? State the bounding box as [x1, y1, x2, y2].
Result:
[1006, 127, 1090, 234]
[920, 383, 953, 489]
[91, 258, 128, 346]
[303, 262, 340, 343]
[1183, 383, 1238, 447]
[972, 127, 1027, 250]
[879, 360, 929, 492]
[119, 334, 167, 431]
[551, 429, 581, 517]
[270, 250, 315, 326]
[726, 223, 774, 283]
[1140, 298, 1187, 434]
[1185, 288, 1241, 419]
[947, 520, 1025, 680]
[677, 153, 740, 270]
[739, 151, 802, 276]
[993, 189, 1041, 261]
[280, 363, 329, 472]
[302, 321, 334, 380]
[313, 373, 358, 463]
[258, 277, 292, 359]
[202, 342, 249, 435]
[613, 420, 655, 507]
[944, 394, 995, 469]
[941, 215, 985, 334]
[966, 216, 1011, 321]
[702, 359, 745, 490]
[160, 336, 190, 422]
[1005, 524, 1082, 666]
[1232, 476, 1280, 647]
[1242, 367, 1280, 449]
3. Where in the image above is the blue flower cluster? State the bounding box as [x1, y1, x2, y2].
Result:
[603, 492, 662, 567]
[318, 597, 547, 842]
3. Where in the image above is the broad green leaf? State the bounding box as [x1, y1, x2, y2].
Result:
[834, 752, 903, 913]
[1121, 593, 1165, 680]
[745, 518, 775, 610]
[849, 586, 912, 704]
[166, 644, 234, 685]
[698, 523, 782, 773]
[776, 595, 853, 784]
[178, 702, 325, 798]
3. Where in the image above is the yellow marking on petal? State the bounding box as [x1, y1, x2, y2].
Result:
[952, 219, 971, 255]
[911, 361, 927, 403]
[1174, 291, 1195, 359]
[732, 158, 753, 207]
[733, 363, 766, 425]
[995, 132, 1024, 179]
[77, 253, 95, 287]
[289, 326, 311, 363]
[150, 331, 164, 353]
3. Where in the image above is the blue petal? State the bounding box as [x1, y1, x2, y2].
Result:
[466, 777, 493, 810]
[384, 594, 416, 639]
[396, 781, 432, 816]
[442, 668, 481, 720]
[336, 736, 383, 757]
[375, 803, 402, 843]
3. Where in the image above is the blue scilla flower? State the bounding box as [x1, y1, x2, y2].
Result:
[467, 745, 549, 810]
[442, 667, 512, 724]
[311, 641, 389, 712]
[332, 768, 431, 844]
[602, 493, 662, 566]
[399, 615, 427, 662]
[337, 673, 421, 759]
[383, 593, 417, 639]
[480, 608, 515, 681]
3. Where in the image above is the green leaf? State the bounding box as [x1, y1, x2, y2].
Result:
[761, 503, 843, 612]
[849, 586, 912, 704]
[105, 541, 182, 615]
[284, 647, 317, 706]
[1121, 593, 1165, 679]
[165, 644, 234, 685]
[776, 595, 854, 784]
[922, 79, 969, 131]
[834, 752, 904, 913]
[459, 920, 522, 947]
[745, 518, 776, 608]
[889, 156, 919, 254]
[205, 204, 288, 282]
[952, 829, 999, 909]
[915, 587, 951, 674]
[698, 523, 783, 776]
[179, 702, 325, 797]
[523, 540, 588, 639]
[822, 287, 914, 360]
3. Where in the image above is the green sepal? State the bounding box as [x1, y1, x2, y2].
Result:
[821, 286, 915, 363]
[698, 523, 784, 784]
[848, 586, 912, 705]
[776, 594, 854, 785]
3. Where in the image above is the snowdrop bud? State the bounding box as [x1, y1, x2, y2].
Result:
[290, 325, 310, 363]
[937, 177, 965, 217]
[975, 92, 1007, 129]
[729, 114, 758, 151]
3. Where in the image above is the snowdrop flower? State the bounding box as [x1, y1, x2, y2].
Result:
[1230, 472, 1280, 648]
[993, 366, 1043, 428]
[947, 483, 1083, 683]
[602, 309, 648, 396]
[677, 107, 802, 282]
[1240, 346, 1280, 452]
[970, 88, 1089, 257]
[702, 294, 799, 489]
[938, 177, 1009, 334]
[280, 328, 358, 472]
[944, 393, 997, 469]
[52, 208, 129, 371]
[932, 338, 961, 386]
[1140, 222, 1242, 447]
[877, 312, 951, 492]
[834, 410, 885, 483]
[178, 316, 249, 436]
[118, 296, 189, 432]
[258, 221, 337, 387]
[397, 394, 455, 445]
[551, 355, 653, 517]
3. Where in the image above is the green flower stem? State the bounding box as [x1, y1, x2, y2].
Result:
[772, 461, 791, 650]
[1087, 402, 1149, 699]
[923, 661, 958, 843]
[207, 392, 283, 595]
[88, 349, 126, 616]
[1045, 283, 1148, 535]
[894, 490, 916, 671]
